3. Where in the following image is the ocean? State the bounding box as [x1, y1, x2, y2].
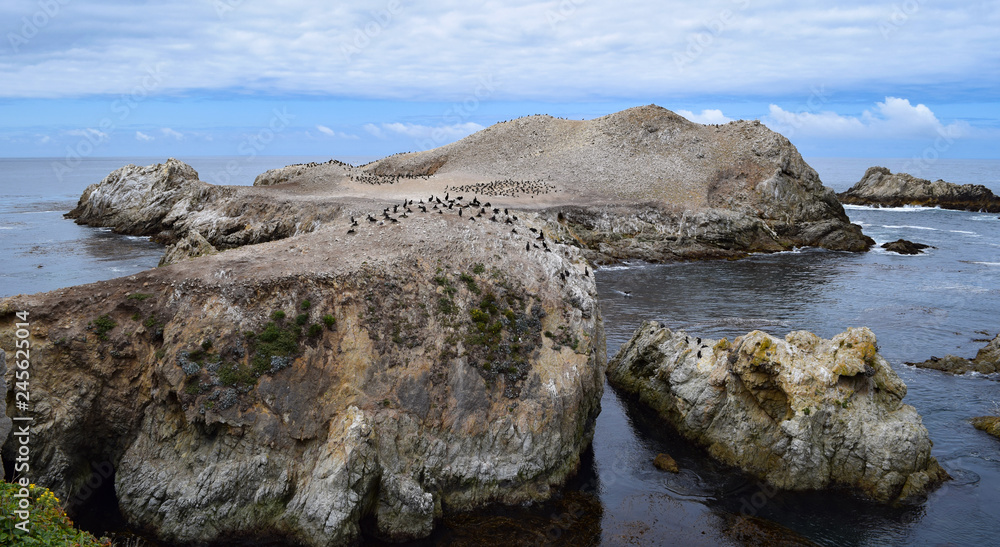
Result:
[1, 156, 999, 545]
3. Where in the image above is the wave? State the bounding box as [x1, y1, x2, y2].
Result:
[969, 262, 1000, 267]
[843, 204, 941, 212]
[881, 225, 939, 231]
[950, 230, 978, 235]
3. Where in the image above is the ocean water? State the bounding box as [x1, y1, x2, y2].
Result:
[2, 157, 999, 545]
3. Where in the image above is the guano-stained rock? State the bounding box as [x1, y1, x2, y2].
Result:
[0, 213, 605, 545]
[607, 321, 948, 503]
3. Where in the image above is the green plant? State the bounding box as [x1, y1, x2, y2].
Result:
[295, 313, 309, 326]
[322, 314, 336, 328]
[271, 310, 286, 321]
[127, 293, 153, 301]
[154, 349, 166, 360]
[803, 407, 811, 416]
[0, 481, 110, 546]
[301, 300, 311, 310]
[472, 263, 486, 275]
[459, 272, 480, 294]
[307, 323, 323, 338]
[92, 315, 116, 340]
[131, 312, 141, 321]
[201, 338, 213, 351]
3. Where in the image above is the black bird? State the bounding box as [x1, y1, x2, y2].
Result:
[347, 228, 356, 234]
[584, 267, 590, 277]
[459, 208, 463, 217]
[696, 338, 701, 345]
[367, 214, 376, 223]
[393, 204, 398, 213]
[529, 227, 538, 233]
[512, 228, 518, 234]
[390, 217, 398, 223]
[526, 242, 531, 251]
[536, 233, 544, 241]
[504, 208, 509, 215]
[505, 218, 513, 224]
[623, 291, 632, 297]
[469, 216, 476, 222]
[697, 350, 702, 358]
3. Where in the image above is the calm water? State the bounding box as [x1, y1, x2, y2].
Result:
[2, 157, 999, 546]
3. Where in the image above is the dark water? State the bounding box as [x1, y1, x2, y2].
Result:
[2, 157, 999, 545]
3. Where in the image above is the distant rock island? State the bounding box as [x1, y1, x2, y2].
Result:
[839, 166, 1000, 212]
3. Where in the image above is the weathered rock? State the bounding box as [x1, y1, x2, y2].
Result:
[158, 230, 217, 266]
[66, 158, 347, 251]
[971, 416, 1000, 440]
[366, 105, 872, 261]
[608, 321, 948, 503]
[0, 349, 10, 479]
[652, 453, 679, 473]
[881, 239, 932, 255]
[908, 334, 1000, 375]
[0, 213, 605, 545]
[839, 166, 1000, 212]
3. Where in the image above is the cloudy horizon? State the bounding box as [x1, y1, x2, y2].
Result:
[1, 0, 997, 160]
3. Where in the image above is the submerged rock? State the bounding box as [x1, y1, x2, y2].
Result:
[881, 239, 932, 255]
[608, 322, 948, 503]
[908, 334, 1000, 375]
[839, 166, 1000, 212]
[971, 416, 1000, 440]
[0, 213, 605, 545]
[653, 453, 679, 473]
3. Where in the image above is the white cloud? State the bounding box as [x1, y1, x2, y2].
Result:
[135, 131, 154, 141]
[161, 127, 183, 139]
[0, 2, 995, 101]
[316, 125, 336, 136]
[380, 122, 484, 140]
[764, 97, 970, 139]
[677, 109, 733, 125]
[363, 123, 385, 139]
[65, 128, 109, 140]
[36, 135, 51, 144]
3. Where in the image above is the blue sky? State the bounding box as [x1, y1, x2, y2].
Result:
[1, 0, 998, 160]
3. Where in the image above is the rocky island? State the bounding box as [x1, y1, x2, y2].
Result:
[2, 105, 886, 544]
[608, 322, 949, 503]
[839, 166, 1000, 212]
[908, 334, 1000, 375]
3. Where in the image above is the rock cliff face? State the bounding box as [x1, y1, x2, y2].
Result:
[0, 213, 605, 545]
[0, 349, 10, 480]
[908, 334, 1000, 375]
[839, 167, 1000, 212]
[607, 321, 948, 503]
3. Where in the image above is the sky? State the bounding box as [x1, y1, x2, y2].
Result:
[1, 0, 998, 161]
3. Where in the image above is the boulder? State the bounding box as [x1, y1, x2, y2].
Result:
[653, 453, 679, 473]
[908, 334, 1000, 375]
[839, 166, 1000, 212]
[608, 322, 948, 503]
[158, 230, 218, 266]
[0, 211, 605, 545]
[881, 239, 932, 255]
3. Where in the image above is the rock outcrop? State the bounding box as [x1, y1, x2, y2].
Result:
[839, 167, 1000, 212]
[971, 416, 1000, 440]
[608, 321, 948, 503]
[0, 211, 605, 545]
[66, 158, 349, 265]
[364, 105, 872, 262]
[908, 334, 1000, 375]
[881, 239, 932, 255]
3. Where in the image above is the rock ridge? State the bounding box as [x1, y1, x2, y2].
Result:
[839, 166, 1000, 212]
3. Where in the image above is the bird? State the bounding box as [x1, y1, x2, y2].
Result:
[459, 208, 463, 217]
[623, 291, 632, 297]
[512, 228, 518, 234]
[347, 228, 355, 234]
[526, 242, 531, 251]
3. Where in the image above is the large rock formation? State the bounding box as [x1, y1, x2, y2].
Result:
[363, 105, 872, 261]
[839, 167, 1000, 212]
[908, 334, 1000, 375]
[66, 158, 351, 264]
[607, 321, 948, 503]
[69, 106, 870, 268]
[0, 211, 605, 545]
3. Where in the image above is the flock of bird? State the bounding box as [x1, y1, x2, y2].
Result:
[349, 172, 432, 185]
[444, 179, 555, 198]
[343, 193, 590, 278]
